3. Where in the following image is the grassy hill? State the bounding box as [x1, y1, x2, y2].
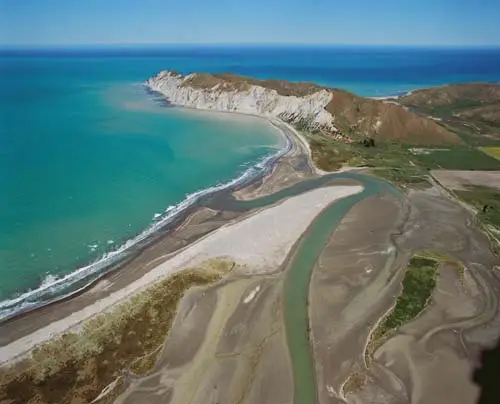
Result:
[399, 83, 500, 144]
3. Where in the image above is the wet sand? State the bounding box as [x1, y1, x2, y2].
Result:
[309, 194, 407, 403]
[113, 275, 293, 404]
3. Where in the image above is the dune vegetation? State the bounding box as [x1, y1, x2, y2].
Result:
[0, 259, 234, 404]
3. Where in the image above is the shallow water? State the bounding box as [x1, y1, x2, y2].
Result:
[0, 57, 282, 318]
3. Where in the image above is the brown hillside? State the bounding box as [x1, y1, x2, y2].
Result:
[459, 104, 500, 125]
[175, 71, 461, 145]
[400, 83, 500, 111]
[399, 83, 500, 140]
[325, 90, 461, 145]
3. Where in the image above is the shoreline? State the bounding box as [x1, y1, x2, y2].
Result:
[0, 105, 297, 324]
[0, 102, 344, 366]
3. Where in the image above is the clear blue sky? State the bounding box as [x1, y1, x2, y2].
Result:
[1, 0, 499, 46]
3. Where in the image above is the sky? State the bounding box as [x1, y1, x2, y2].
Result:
[1, 0, 499, 47]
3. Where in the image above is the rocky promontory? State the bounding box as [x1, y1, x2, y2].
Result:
[146, 70, 461, 145]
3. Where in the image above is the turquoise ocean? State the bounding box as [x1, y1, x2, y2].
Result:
[1, 46, 500, 319]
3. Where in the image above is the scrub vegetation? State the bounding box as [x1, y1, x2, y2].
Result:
[374, 256, 438, 339]
[343, 371, 367, 395]
[0, 259, 234, 404]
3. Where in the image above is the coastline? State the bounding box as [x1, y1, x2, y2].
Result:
[0, 101, 350, 367]
[0, 105, 296, 323]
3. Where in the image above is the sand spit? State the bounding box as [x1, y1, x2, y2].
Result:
[0, 184, 362, 367]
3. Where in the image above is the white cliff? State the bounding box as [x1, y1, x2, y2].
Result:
[145, 70, 338, 132]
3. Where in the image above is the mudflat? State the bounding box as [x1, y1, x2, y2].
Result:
[346, 185, 500, 404]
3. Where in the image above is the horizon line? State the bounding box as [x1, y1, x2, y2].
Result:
[2, 42, 500, 49]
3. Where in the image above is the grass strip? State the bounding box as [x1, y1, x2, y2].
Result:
[479, 146, 500, 161]
[373, 256, 438, 340]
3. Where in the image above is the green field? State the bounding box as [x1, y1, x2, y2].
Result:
[307, 132, 500, 187]
[412, 147, 500, 170]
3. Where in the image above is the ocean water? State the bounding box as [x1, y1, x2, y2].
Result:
[1, 46, 500, 319]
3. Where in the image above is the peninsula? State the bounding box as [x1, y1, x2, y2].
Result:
[146, 70, 461, 145]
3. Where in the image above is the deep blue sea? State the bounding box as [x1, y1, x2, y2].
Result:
[1, 45, 500, 319]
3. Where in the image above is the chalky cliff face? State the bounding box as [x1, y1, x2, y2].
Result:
[146, 70, 462, 145]
[146, 70, 339, 133]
